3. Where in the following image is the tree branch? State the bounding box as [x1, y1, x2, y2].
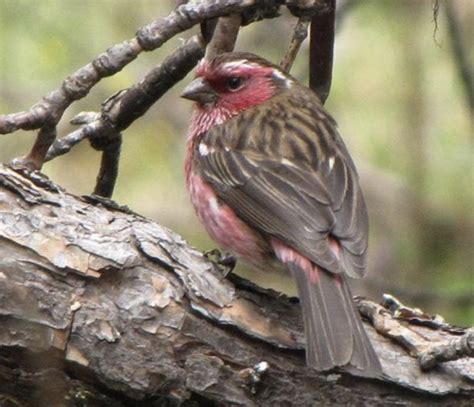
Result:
[45, 34, 205, 166]
[286, 0, 336, 103]
[0, 0, 260, 171]
[205, 14, 242, 60]
[0, 164, 472, 405]
[1, 1, 338, 199]
[309, 0, 336, 104]
[444, 0, 474, 118]
[1, 1, 290, 198]
[280, 17, 311, 73]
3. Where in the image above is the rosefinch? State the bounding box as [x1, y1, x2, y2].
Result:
[181, 52, 382, 377]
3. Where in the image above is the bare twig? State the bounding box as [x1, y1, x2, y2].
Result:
[280, 17, 310, 73]
[46, 35, 205, 197]
[2, 38, 142, 170]
[444, 0, 474, 117]
[2, 0, 337, 198]
[205, 14, 242, 60]
[46, 34, 205, 166]
[91, 133, 123, 198]
[432, 0, 442, 47]
[359, 294, 473, 374]
[309, 0, 336, 104]
[0, 0, 259, 170]
[419, 329, 474, 370]
[45, 114, 100, 162]
[283, 0, 357, 77]
[201, 18, 219, 44]
[10, 124, 57, 171]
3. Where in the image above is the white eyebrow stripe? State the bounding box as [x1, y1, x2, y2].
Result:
[221, 60, 250, 70]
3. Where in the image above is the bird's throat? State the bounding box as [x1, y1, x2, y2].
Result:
[189, 104, 235, 139]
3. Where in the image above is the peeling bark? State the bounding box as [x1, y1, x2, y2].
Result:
[0, 164, 472, 406]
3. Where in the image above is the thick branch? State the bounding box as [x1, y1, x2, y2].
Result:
[0, 0, 258, 136]
[0, 0, 260, 170]
[1, 0, 334, 198]
[0, 165, 472, 405]
[44, 34, 205, 166]
[309, 0, 336, 103]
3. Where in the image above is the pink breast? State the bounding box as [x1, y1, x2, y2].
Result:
[187, 173, 268, 263]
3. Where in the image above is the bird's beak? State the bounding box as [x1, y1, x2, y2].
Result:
[181, 78, 218, 104]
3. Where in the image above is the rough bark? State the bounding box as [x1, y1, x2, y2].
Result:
[0, 164, 472, 406]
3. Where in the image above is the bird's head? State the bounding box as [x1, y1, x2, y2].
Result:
[181, 52, 293, 124]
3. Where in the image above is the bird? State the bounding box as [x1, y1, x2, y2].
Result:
[181, 51, 382, 377]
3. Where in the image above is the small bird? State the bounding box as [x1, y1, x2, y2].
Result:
[181, 52, 382, 377]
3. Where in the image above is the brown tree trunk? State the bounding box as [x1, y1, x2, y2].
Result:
[0, 165, 472, 406]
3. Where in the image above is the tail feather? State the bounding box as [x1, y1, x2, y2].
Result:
[339, 274, 381, 375]
[290, 263, 382, 377]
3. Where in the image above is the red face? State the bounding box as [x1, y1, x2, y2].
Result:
[195, 58, 277, 114]
[182, 55, 292, 136]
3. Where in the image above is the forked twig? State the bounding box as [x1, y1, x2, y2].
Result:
[0, 0, 259, 172]
[46, 35, 205, 166]
[1, 1, 339, 198]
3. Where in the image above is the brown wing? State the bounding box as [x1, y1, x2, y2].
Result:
[195, 88, 368, 277]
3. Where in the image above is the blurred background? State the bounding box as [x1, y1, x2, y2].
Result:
[0, 0, 472, 325]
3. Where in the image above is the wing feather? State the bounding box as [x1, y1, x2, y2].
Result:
[195, 88, 368, 277]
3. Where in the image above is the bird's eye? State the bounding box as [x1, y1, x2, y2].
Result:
[227, 76, 243, 91]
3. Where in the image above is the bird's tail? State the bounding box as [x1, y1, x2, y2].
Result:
[272, 239, 382, 376]
[289, 262, 382, 377]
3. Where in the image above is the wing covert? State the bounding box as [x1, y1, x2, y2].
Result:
[194, 90, 368, 277]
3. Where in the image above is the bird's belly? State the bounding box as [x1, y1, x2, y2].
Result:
[187, 173, 269, 264]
